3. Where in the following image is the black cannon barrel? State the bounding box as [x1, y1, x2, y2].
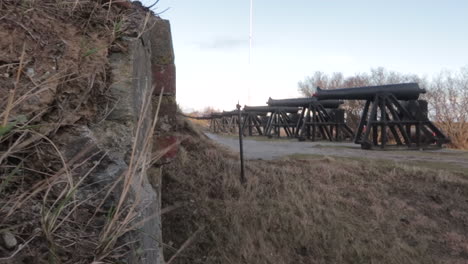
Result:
[267, 97, 343, 109]
[243, 105, 300, 113]
[242, 105, 271, 113]
[313, 83, 426, 101]
[210, 112, 223, 118]
[222, 110, 239, 116]
[196, 116, 212, 120]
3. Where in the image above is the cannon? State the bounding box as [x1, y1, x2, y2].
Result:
[222, 110, 238, 116]
[244, 105, 300, 138]
[221, 110, 241, 134]
[182, 113, 229, 133]
[244, 105, 300, 113]
[313, 83, 426, 100]
[241, 105, 299, 137]
[210, 112, 223, 118]
[267, 97, 343, 109]
[313, 83, 449, 150]
[267, 97, 353, 141]
[207, 111, 239, 134]
[241, 106, 270, 136]
[208, 112, 224, 133]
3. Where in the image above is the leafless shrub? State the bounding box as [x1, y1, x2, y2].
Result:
[426, 67, 468, 149]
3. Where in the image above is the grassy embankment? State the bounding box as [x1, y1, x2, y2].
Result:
[161, 119, 468, 264]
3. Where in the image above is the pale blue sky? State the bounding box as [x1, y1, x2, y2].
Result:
[142, 0, 468, 111]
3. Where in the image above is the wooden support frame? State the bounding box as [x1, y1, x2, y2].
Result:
[209, 118, 222, 133]
[209, 115, 238, 134]
[355, 94, 450, 150]
[297, 104, 354, 142]
[264, 109, 298, 138]
[242, 112, 266, 136]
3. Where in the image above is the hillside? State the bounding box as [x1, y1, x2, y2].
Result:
[161, 118, 468, 264]
[0, 1, 168, 263]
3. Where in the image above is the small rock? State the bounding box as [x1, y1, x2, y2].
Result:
[400, 218, 410, 225]
[31, 204, 41, 213]
[429, 194, 443, 204]
[1, 231, 18, 249]
[113, 0, 132, 9]
[26, 68, 35, 77]
[33, 228, 41, 235]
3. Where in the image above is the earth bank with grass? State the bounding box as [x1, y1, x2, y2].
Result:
[0, 1, 176, 263]
[162, 120, 468, 264]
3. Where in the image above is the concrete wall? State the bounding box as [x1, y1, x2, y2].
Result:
[96, 16, 178, 264]
[150, 19, 179, 163]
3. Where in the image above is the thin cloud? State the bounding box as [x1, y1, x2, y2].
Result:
[196, 37, 247, 50]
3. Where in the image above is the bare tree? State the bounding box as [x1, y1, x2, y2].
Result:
[329, 72, 344, 88]
[298, 71, 329, 96]
[426, 67, 468, 148]
[297, 71, 373, 129]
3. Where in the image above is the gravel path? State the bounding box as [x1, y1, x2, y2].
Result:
[206, 132, 468, 169]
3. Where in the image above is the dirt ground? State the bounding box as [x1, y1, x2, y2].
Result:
[206, 132, 468, 170]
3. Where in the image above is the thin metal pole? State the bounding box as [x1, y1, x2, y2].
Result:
[247, 0, 253, 105]
[249, 0, 253, 64]
[237, 103, 246, 184]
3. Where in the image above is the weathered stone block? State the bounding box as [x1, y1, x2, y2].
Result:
[156, 95, 177, 119]
[103, 31, 164, 264]
[107, 52, 134, 122]
[149, 19, 174, 65]
[154, 135, 179, 163]
[152, 63, 176, 95]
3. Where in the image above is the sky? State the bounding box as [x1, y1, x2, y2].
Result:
[141, 0, 468, 112]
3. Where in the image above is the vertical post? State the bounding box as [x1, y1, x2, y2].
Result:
[248, 115, 253, 136]
[355, 100, 371, 144]
[310, 107, 315, 141]
[380, 97, 387, 149]
[237, 103, 246, 184]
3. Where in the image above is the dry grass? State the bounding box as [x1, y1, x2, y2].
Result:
[438, 122, 468, 150]
[162, 119, 468, 264]
[189, 118, 210, 129]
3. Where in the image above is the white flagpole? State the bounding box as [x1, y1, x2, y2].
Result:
[248, 0, 253, 104]
[249, 0, 253, 64]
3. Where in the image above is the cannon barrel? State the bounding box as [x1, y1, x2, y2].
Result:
[242, 105, 270, 114]
[210, 112, 223, 118]
[196, 116, 212, 120]
[243, 105, 300, 113]
[313, 83, 426, 101]
[222, 110, 239, 116]
[267, 97, 343, 109]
